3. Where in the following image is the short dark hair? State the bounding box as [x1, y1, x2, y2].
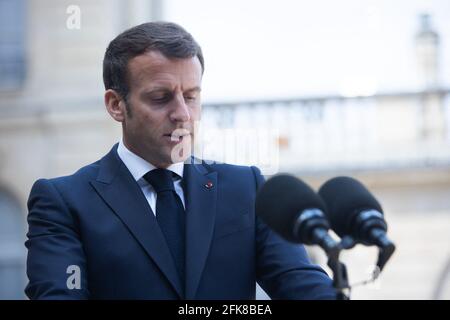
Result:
[103, 21, 204, 101]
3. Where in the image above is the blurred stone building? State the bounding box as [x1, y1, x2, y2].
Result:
[0, 1, 449, 299]
[0, 0, 163, 299]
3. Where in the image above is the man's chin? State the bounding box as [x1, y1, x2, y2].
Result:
[168, 138, 192, 164]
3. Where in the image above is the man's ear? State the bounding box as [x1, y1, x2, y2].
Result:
[104, 89, 127, 122]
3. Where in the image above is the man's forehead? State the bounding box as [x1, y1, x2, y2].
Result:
[128, 51, 201, 83]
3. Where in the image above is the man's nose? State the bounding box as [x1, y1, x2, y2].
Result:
[170, 95, 191, 122]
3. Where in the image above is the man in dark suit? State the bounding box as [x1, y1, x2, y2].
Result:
[25, 22, 336, 299]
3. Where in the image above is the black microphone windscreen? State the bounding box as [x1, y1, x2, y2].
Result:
[255, 174, 326, 243]
[318, 176, 383, 237]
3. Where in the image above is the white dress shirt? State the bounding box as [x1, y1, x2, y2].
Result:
[117, 140, 186, 215]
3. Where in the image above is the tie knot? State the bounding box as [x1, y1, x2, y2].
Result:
[144, 168, 176, 193]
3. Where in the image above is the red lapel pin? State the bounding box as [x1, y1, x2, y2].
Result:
[204, 181, 214, 189]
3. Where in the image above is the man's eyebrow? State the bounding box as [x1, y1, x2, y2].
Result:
[142, 86, 201, 95]
[143, 87, 171, 94]
[184, 86, 202, 93]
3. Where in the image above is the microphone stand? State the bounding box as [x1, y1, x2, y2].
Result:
[324, 245, 350, 300]
[326, 235, 396, 300]
[311, 228, 351, 299]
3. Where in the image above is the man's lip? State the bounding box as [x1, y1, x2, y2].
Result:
[163, 132, 191, 143]
[163, 133, 191, 137]
[163, 130, 191, 137]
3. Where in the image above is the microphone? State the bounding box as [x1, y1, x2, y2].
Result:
[318, 176, 396, 271]
[255, 174, 339, 257]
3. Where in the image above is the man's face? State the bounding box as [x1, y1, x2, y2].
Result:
[121, 51, 202, 167]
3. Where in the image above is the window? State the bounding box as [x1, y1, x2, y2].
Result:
[0, 190, 26, 299]
[0, 0, 26, 90]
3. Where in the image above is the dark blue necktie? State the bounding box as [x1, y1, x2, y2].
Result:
[143, 169, 185, 294]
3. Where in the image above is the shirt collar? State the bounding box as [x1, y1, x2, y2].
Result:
[117, 139, 184, 182]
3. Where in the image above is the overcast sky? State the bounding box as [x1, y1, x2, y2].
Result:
[165, 0, 450, 102]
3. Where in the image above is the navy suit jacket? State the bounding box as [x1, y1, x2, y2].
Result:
[25, 144, 336, 299]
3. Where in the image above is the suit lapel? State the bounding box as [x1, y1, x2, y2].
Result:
[183, 159, 218, 299]
[90, 145, 183, 298]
